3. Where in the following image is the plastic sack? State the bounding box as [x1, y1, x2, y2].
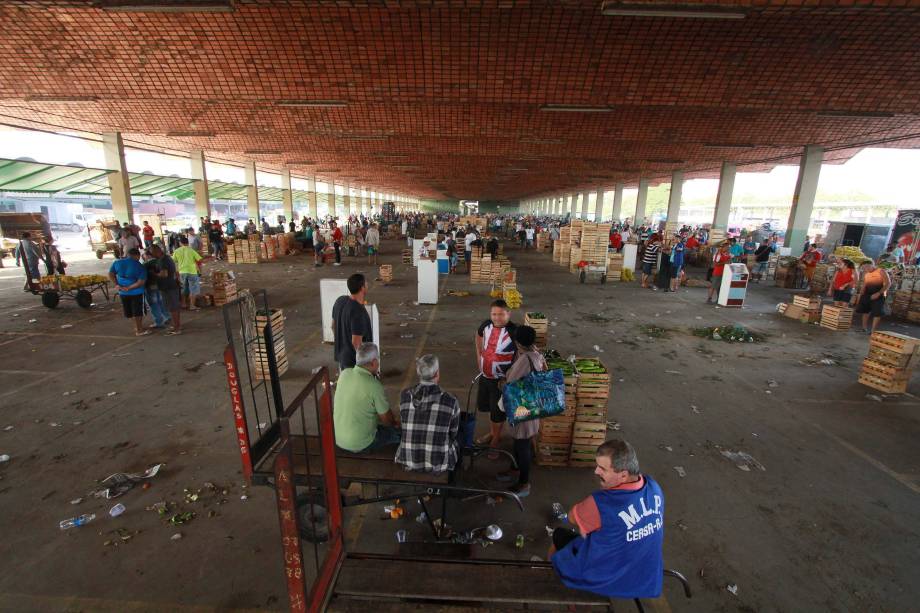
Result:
[502, 368, 566, 426]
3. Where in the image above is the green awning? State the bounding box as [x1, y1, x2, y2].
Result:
[0, 158, 113, 193]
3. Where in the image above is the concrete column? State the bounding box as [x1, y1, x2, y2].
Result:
[308, 177, 318, 220]
[594, 188, 605, 221]
[711, 162, 737, 231]
[190, 150, 210, 221]
[784, 145, 824, 255]
[611, 183, 624, 222]
[634, 179, 649, 225]
[343, 183, 352, 217]
[244, 162, 259, 222]
[328, 182, 337, 218]
[580, 191, 590, 219]
[102, 132, 133, 224]
[666, 171, 684, 225]
[280, 168, 294, 224]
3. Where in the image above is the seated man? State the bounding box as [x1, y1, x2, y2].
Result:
[395, 354, 461, 474]
[332, 342, 401, 453]
[550, 439, 664, 599]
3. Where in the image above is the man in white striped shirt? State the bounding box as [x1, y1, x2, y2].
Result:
[641, 234, 661, 290]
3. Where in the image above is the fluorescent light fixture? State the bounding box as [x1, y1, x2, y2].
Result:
[166, 130, 215, 137]
[816, 110, 895, 118]
[703, 143, 756, 149]
[539, 105, 613, 113]
[244, 149, 281, 155]
[95, 0, 234, 12]
[25, 95, 99, 102]
[601, 2, 745, 18]
[276, 100, 348, 108]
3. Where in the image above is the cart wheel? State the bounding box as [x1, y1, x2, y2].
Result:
[95, 249, 105, 259]
[71, 223, 81, 233]
[295, 493, 330, 543]
[75, 289, 93, 309]
[601, 274, 607, 284]
[42, 290, 60, 309]
[579, 270, 586, 283]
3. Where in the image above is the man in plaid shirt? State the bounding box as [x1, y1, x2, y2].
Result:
[395, 354, 461, 474]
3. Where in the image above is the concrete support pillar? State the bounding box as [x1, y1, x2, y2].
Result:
[784, 145, 824, 255]
[611, 183, 624, 222]
[594, 188, 605, 221]
[343, 183, 352, 217]
[666, 171, 684, 225]
[102, 132, 134, 224]
[634, 179, 649, 225]
[244, 162, 259, 222]
[308, 177, 318, 220]
[580, 191, 590, 219]
[190, 150, 210, 221]
[711, 162, 737, 231]
[281, 168, 294, 224]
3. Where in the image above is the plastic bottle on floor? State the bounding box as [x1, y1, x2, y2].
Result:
[59, 513, 96, 530]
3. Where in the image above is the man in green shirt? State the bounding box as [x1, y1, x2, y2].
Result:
[333, 342, 401, 453]
[171, 236, 207, 310]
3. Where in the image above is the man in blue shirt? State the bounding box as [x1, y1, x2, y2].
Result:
[108, 247, 149, 336]
[551, 439, 664, 599]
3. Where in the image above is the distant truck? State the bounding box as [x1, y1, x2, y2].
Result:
[3, 200, 92, 232]
[0, 212, 53, 257]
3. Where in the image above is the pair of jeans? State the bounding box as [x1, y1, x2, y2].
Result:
[358, 425, 402, 453]
[512, 437, 532, 485]
[334, 242, 341, 263]
[145, 288, 169, 327]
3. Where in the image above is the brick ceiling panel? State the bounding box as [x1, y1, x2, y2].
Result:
[0, 1, 918, 201]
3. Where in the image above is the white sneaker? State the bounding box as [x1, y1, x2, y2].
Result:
[333, 262, 341, 266]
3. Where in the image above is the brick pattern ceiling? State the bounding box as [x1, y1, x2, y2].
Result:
[0, 1, 918, 202]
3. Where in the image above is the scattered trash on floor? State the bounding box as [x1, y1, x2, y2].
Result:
[204, 360, 216, 366]
[400, 333, 414, 339]
[109, 503, 126, 517]
[727, 583, 739, 596]
[3, 426, 12, 432]
[673, 466, 687, 478]
[720, 449, 766, 472]
[530, 555, 543, 562]
[0, 454, 10, 463]
[693, 325, 764, 343]
[94, 463, 163, 499]
[60, 324, 73, 329]
[70, 497, 82, 505]
[658, 444, 673, 452]
[866, 394, 882, 402]
[62, 390, 77, 396]
[445, 290, 471, 297]
[28, 319, 37, 324]
[551, 502, 568, 521]
[171, 533, 183, 541]
[767, 380, 778, 388]
[173, 352, 181, 357]
[606, 421, 621, 431]
[664, 370, 682, 375]
[168, 511, 195, 525]
[593, 344, 603, 353]
[690, 405, 701, 414]
[106, 391, 118, 397]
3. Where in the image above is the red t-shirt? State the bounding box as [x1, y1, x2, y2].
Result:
[800, 250, 820, 268]
[713, 251, 731, 276]
[833, 268, 854, 290]
[610, 233, 623, 249]
[332, 228, 344, 243]
[569, 476, 646, 536]
[142, 226, 154, 240]
[686, 236, 699, 249]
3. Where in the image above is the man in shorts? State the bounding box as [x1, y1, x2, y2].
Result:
[108, 247, 149, 336]
[667, 234, 685, 293]
[171, 236, 206, 311]
[474, 299, 517, 456]
[151, 244, 183, 335]
[707, 242, 731, 304]
[365, 223, 380, 265]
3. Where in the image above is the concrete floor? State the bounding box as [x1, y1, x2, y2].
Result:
[0, 238, 918, 612]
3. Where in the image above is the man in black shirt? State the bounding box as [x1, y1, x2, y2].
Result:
[331, 273, 373, 371]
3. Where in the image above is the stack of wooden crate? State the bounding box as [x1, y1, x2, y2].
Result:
[199, 235, 210, 257]
[820, 303, 853, 330]
[790, 295, 822, 323]
[261, 235, 279, 261]
[608, 253, 624, 281]
[470, 255, 491, 284]
[535, 232, 551, 253]
[569, 246, 582, 273]
[810, 264, 831, 293]
[211, 271, 238, 306]
[251, 308, 289, 380]
[536, 364, 577, 467]
[858, 331, 920, 393]
[569, 357, 610, 467]
[579, 223, 611, 266]
[892, 290, 912, 319]
[524, 312, 548, 345]
[401, 249, 412, 263]
[379, 265, 393, 284]
[227, 239, 261, 264]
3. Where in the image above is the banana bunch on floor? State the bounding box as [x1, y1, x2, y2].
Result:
[502, 288, 523, 308]
[621, 268, 635, 282]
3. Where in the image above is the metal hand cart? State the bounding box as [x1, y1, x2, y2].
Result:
[36, 275, 110, 309]
[578, 259, 608, 284]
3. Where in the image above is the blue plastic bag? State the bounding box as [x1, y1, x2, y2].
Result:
[502, 368, 566, 426]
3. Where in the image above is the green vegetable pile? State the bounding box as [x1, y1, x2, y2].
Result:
[528, 312, 546, 319]
[543, 349, 575, 375]
[575, 358, 606, 374]
[639, 324, 670, 338]
[692, 324, 765, 343]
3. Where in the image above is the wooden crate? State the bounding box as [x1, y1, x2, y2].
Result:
[869, 331, 920, 355]
[868, 344, 917, 369]
[792, 295, 822, 311]
[379, 265, 393, 284]
[574, 357, 611, 395]
[820, 304, 853, 331]
[537, 442, 571, 467]
[858, 358, 909, 393]
[401, 249, 412, 264]
[569, 443, 603, 466]
[524, 312, 548, 344]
